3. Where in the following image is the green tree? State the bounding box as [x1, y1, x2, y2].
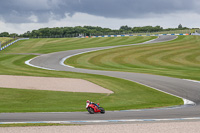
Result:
[120, 25, 132, 31]
[178, 24, 183, 29]
[9, 33, 18, 38]
[0, 32, 9, 37]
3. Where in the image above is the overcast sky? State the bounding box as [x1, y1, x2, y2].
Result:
[0, 0, 200, 34]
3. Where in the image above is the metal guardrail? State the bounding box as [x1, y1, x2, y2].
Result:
[196, 30, 200, 34]
[81, 33, 190, 38]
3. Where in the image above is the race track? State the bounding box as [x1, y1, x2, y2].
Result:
[1, 35, 200, 124]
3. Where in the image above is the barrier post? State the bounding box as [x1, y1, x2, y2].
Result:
[0, 42, 1, 49]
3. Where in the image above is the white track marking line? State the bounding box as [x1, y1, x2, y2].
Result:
[25, 57, 56, 70]
[1, 117, 200, 124]
[183, 79, 200, 84]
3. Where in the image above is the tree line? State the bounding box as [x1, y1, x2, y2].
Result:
[0, 25, 189, 38]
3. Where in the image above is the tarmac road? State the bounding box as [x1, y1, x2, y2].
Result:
[1, 35, 200, 124]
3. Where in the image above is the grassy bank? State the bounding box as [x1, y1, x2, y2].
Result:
[0, 36, 183, 112]
[0, 37, 13, 47]
[0, 37, 11, 43]
[0, 36, 157, 54]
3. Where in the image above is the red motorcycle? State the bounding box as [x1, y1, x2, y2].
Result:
[86, 101, 105, 114]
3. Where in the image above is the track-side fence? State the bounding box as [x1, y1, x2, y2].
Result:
[81, 33, 189, 38]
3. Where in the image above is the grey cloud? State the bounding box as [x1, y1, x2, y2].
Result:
[69, 0, 199, 18]
[0, 0, 199, 23]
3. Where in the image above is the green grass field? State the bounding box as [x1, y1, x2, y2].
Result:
[0, 37, 13, 47]
[129, 29, 192, 36]
[0, 36, 157, 53]
[0, 37, 11, 43]
[0, 36, 183, 113]
[66, 35, 200, 81]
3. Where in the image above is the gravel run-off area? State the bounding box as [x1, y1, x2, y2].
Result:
[1, 121, 200, 133]
[0, 75, 113, 93]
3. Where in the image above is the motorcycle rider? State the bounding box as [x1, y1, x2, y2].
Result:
[86, 100, 99, 108]
[86, 100, 90, 108]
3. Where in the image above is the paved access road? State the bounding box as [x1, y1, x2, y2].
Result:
[1, 35, 200, 124]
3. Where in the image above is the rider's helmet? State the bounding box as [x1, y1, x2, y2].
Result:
[86, 100, 90, 103]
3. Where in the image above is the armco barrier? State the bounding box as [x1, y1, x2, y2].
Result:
[0, 38, 29, 51]
[192, 32, 200, 36]
[88, 33, 189, 38]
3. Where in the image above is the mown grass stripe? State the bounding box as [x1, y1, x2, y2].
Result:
[66, 36, 200, 80]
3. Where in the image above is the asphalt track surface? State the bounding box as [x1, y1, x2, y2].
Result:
[1, 35, 200, 124]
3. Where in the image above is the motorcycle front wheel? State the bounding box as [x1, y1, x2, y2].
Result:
[87, 107, 94, 114]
